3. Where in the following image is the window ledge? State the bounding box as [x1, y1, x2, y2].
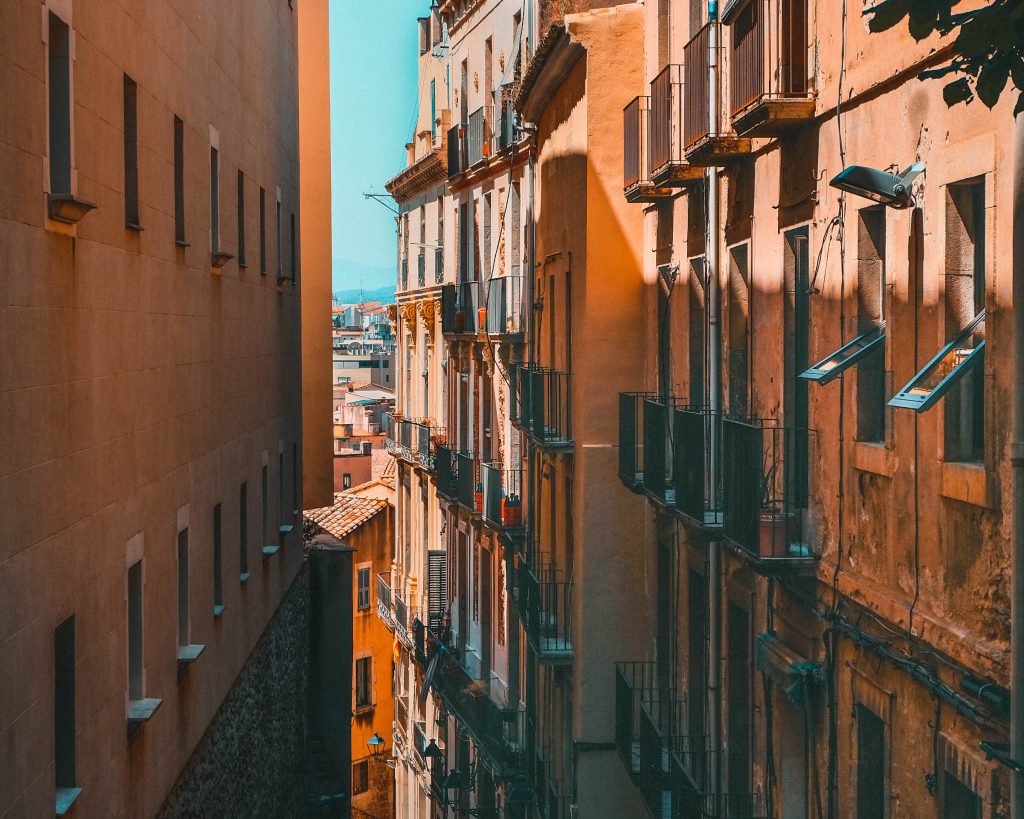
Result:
[239, 260, 248, 269]
[852, 441, 895, 477]
[211, 251, 234, 270]
[176, 644, 205, 665]
[353, 704, 375, 716]
[213, 604, 226, 618]
[175, 239, 191, 249]
[56, 787, 83, 816]
[279, 523, 295, 535]
[939, 460, 992, 508]
[127, 698, 162, 724]
[240, 572, 251, 583]
[262, 544, 280, 559]
[47, 193, 96, 224]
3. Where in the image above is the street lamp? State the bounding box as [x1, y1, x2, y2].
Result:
[423, 739, 443, 761]
[366, 732, 386, 760]
[828, 162, 925, 209]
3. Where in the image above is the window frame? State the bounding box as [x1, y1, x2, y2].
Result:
[354, 655, 373, 710]
[800, 322, 886, 385]
[356, 564, 371, 611]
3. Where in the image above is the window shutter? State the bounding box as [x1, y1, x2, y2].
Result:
[427, 550, 447, 629]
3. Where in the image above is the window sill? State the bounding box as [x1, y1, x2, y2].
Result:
[211, 251, 234, 271]
[47, 193, 96, 224]
[939, 460, 992, 508]
[125, 222, 144, 233]
[176, 644, 205, 665]
[175, 239, 190, 249]
[239, 260, 248, 269]
[56, 787, 83, 816]
[852, 441, 895, 478]
[240, 572, 251, 583]
[353, 704, 375, 717]
[213, 604, 226, 618]
[262, 544, 280, 559]
[279, 523, 295, 535]
[127, 698, 162, 724]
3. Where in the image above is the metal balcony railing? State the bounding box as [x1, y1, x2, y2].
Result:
[435, 444, 460, 502]
[434, 246, 444, 283]
[441, 278, 525, 336]
[399, 418, 413, 461]
[623, 96, 650, 190]
[455, 451, 479, 513]
[498, 101, 516, 150]
[730, 0, 809, 117]
[650, 65, 685, 176]
[674, 406, 716, 524]
[467, 106, 493, 167]
[417, 253, 426, 287]
[520, 564, 572, 664]
[683, 24, 715, 149]
[376, 573, 394, 630]
[511, 365, 571, 446]
[401, 257, 409, 291]
[416, 423, 445, 472]
[619, 392, 647, 490]
[481, 463, 524, 529]
[383, 412, 399, 457]
[447, 123, 466, 178]
[641, 395, 681, 506]
[394, 594, 411, 648]
[722, 419, 813, 563]
[394, 693, 408, 738]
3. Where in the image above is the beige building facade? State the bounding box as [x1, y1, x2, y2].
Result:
[0, 0, 330, 817]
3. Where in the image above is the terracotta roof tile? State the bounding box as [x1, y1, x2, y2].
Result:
[304, 492, 387, 540]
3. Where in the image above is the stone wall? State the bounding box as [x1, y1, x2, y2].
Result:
[158, 567, 310, 819]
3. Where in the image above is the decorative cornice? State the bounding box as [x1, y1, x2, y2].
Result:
[418, 298, 437, 336]
[400, 302, 418, 341]
[386, 303, 399, 338]
[385, 150, 447, 204]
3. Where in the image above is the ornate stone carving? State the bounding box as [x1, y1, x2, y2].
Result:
[418, 298, 436, 336]
[401, 302, 418, 343]
[386, 303, 399, 337]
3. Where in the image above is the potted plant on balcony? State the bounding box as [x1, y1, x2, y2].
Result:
[758, 462, 792, 558]
[502, 493, 522, 527]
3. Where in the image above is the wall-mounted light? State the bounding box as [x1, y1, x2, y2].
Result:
[829, 162, 924, 209]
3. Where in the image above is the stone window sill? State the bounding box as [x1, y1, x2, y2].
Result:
[939, 460, 992, 508]
[262, 544, 280, 559]
[47, 193, 96, 224]
[279, 523, 294, 535]
[176, 644, 205, 665]
[56, 787, 82, 816]
[127, 698, 162, 725]
[213, 605, 226, 618]
[240, 572, 251, 583]
[852, 441, 895, 477]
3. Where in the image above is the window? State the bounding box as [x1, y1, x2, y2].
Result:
[458, 202, 469, 283]
[727, 603, 751, 797]
[355, 656, 372, 709]
[48, 12, 72, 195]
[54, 616, 76, 799]
[213, 504, 223, 614]
[352, 760, 369, 795]
[357, 567, 371, 610]
[941, 771, 982, 819]
[430, 79, 437, 142]
[123, 76, 140, 229]
[483, 192, 492, 279]
[259, 187, 267, 273]
[343, 473, 352, 489]
[278, 450, 285, 523]
[174, 116, 186, 245]
[290, 212, 297, 283]
[239, 482, 249, 578]
[276, 196, 283, 280]
[727, 244, 750, 416]
[127, 561, 144, 700]
[427, 550, 447, 629]
[237, 170, 246, 267]
[177, 529, 190, 648]
[210, 146, 220, 251]
[855, 704, 886, 819]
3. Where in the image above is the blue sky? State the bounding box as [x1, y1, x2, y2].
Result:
[330, 0, 430, 293]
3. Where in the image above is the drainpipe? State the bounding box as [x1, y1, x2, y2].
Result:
[705, 1, 724, 800]
[1011, 110, 1024, 816]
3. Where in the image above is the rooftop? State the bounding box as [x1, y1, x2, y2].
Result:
[304, 492, 388, 540]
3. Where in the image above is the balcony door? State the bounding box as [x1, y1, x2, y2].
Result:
[783, 227, 809, 510]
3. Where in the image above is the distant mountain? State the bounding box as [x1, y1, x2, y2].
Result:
[333, 285, 397, 305]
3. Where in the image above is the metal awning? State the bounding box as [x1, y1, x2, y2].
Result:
[756, 632, 822, 706]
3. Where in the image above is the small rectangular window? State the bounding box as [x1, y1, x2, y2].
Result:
[262, 465, 269, 545]
[357, 567, 371, 610]
[290, 212, 297, 282]
[239, 482, 249, 577]
[123, 75, 140, 228]
[237, 170, 246, 267]
[48, 13, 72, 195]
[174, 116, 186, 245]
[177, 529, 189, 647]
[855, 704, 886, 819]
[727, 244, 750, 417]
[213, 504, 223, 613]
[355, 656, 372, 708]
[276, 198, 283, 280]
[941, 771, 982, 819]
[352, 760, 369, 795]
[127, 561, 144, 700]
[210, 147, 220, 251]
[343, 473, 352, 489]
[54, 616, 76, 793]
[259, 187, 267, 273]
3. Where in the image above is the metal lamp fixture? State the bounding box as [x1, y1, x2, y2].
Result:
[423, 739, 443, 760]
[366, 732, 386, 759]
[828, 162, 925, 209]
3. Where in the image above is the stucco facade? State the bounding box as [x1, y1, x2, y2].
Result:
[0, 1, 328, 816]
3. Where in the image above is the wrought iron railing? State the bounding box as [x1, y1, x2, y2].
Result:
[520, 564, 573, 662]
[674, 406, 714, 523]
[394, 593, 411, 648]
[435, 246, 445, 283]
[498, 100, 516, 150]
[383, 412, 399, 456]
[417, 423, 446, 472]
[376, 573, 394, 630]
[619, 393, 648, 490]
[684, 23, 716, 149]
[455, 451, 479, 513]
[730, 0, 809, 117]
[448, 123, 466, 178]
[511, 365, 571, 446]
[650, 64, 685, 176]
[641, 395, 682, 505]
[435, 444, 459, 501]
[624, 96, 647, 190]
[441, 278, 524, 336]
[417, 253, 426, 288]
[467, 106, 493, 167]
[481, 463, 524, 529]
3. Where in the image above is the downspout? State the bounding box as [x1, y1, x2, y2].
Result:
[1011, 110, 1024, 816]
[705, 1, 724, 799]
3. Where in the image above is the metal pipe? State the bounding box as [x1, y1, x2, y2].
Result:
[705, 2, 724, 798]
[1011, 109, 1024, 815]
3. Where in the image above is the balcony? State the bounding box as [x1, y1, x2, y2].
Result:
[481, 462, 525, 532]
[434, 246, 445, 284]
[440, 278, 525, 338]
[376, 573, 394, 631]
[721, 418, 816, 576]
[683, 23, 751, 165]
[498, 100, 516, 151]
[615, 662, 706, 818]
[702, 793, 767, 819]
[519, 563, 572, 665]
[467, 106, 493, 168]
[394, 592, 413, 649]
[623, 97, 673, 203]
[447, 123, 466, 179]
[384, 413, 415, 462]
[455, 451, 480, 514]
[417, 253, 426, 288]
[726, 0, 813, 137]
[435, 444, 462, 503]
[511, 365, 572, 448]
[673, 407, 719, 526]
[649, 67, 704, 188]
[416, 422, 446, 472]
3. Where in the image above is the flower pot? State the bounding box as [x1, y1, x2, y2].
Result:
[758, 510, 793, 558]
[454, 309, 465, 332]
[477, 307, 488, 332]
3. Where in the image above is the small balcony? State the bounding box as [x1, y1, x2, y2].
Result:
[417, 253, 426, 288]
[498, 100, 516, 151]
[721, 418, 816, 576]
[511, 365, 572, 448]
[394, 592, 413, 650]
[447, 123, 466, 179]
[441, 278, 525, 338]
[467, 106, 493, 168]
[649, 67, 704, 188]
[435, 444, 465, 503]
[683, 23, 752, 165]
[615, 662, 706, 818]
[434, 245, 445, 284]
[623, 96, 673, 203]
[519, 563, 572, 665]
[384, 413, 415, 462]
[376, 573, 394, 631]
[416, 423, 446, 472]
[726, 0, 813, 137]
[455, 451, 480, 514]
[481, 463, 525, 532]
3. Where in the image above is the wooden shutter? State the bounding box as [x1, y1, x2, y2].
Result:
[427, 550, 447, 629]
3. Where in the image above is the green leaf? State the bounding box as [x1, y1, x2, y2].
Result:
[942, 77, 974, 106]
[976, 56, 1011, 107]
[866, 0, 913, 33]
